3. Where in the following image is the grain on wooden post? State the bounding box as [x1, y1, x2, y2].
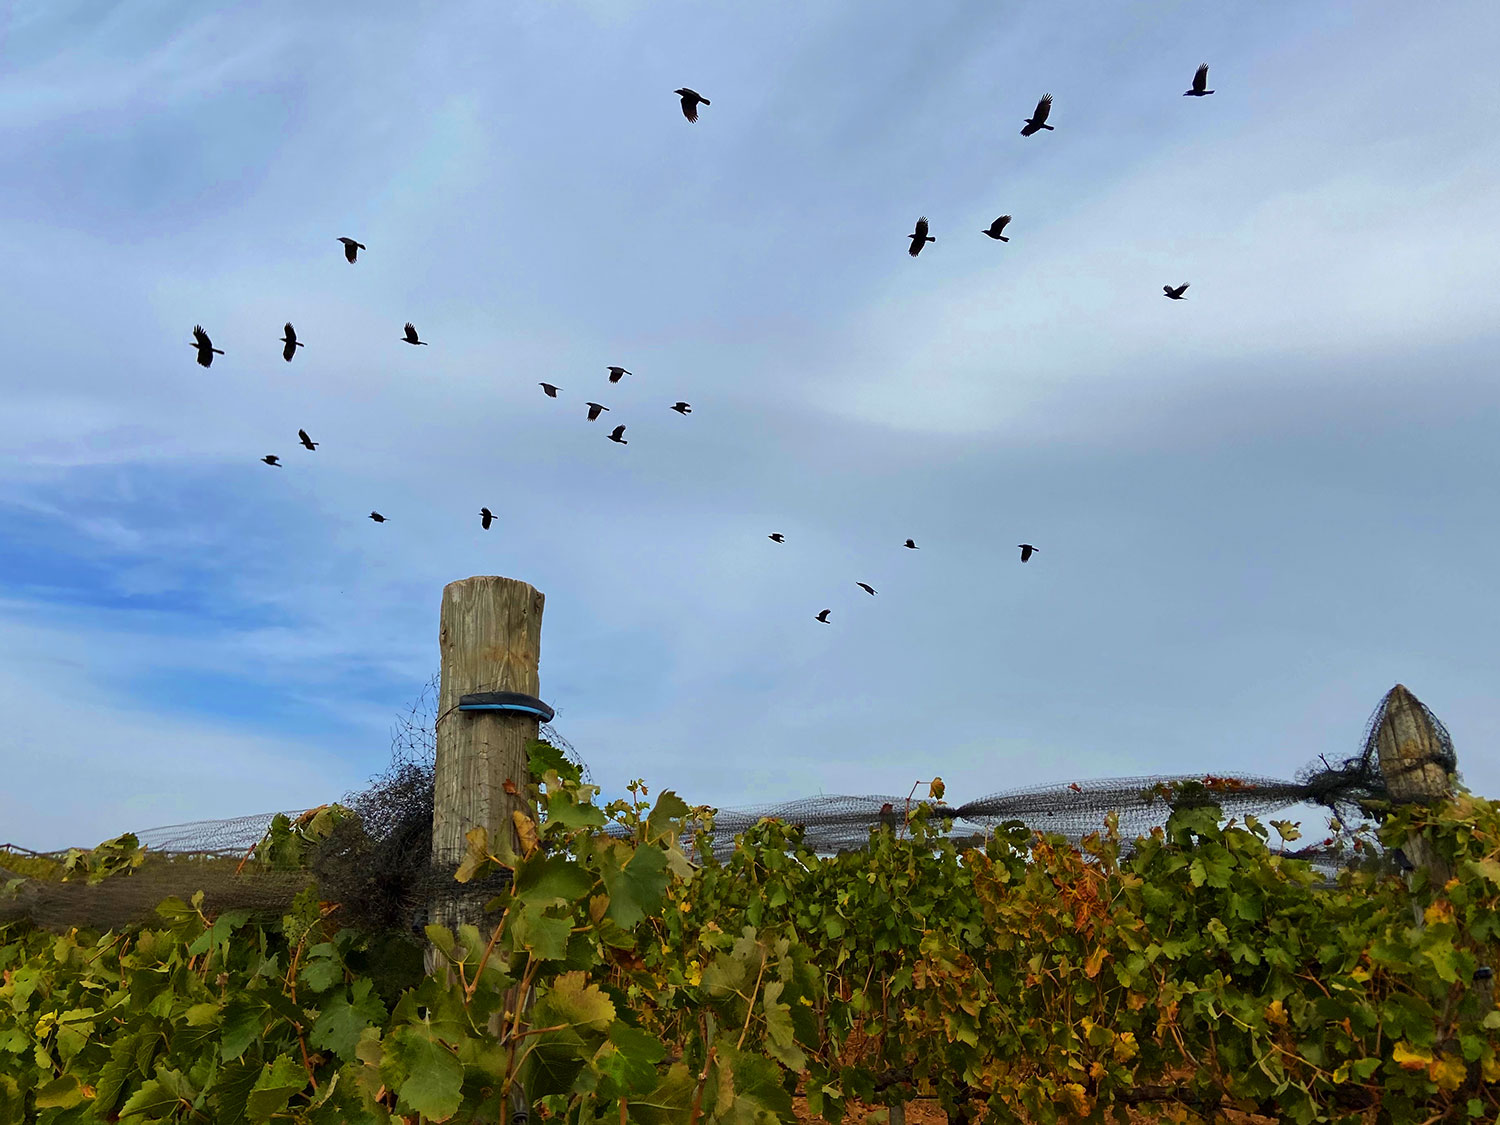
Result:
[1373, 683, 1455, 916]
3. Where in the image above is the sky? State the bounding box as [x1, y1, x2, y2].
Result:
[2, 0, 1497, 852]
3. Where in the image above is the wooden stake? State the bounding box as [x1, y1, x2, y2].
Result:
[1373, 684, 1454, 915]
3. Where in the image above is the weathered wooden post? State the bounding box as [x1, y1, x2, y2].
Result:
[1373, 684, 1456, 916]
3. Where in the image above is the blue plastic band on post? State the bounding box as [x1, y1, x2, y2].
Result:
[457, 691, 555, 723]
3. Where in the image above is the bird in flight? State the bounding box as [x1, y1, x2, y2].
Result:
[1021, 94, 1054, 136]
[585, 402, 610, 421]
[671, 402, 692, 414]
[1019, 543, 1037, 563]
[401, 322, 427, 345]
[768, 533, 785, 543]
[261, 455, 281, 467]
[337, 237, 365, 263]
[815, 609, 831, 623]
[190, 325, 224, 368]
[369, 511, 387, 523]
[280, 323, 303, 362]
[1163, 283, 1189, 300]
[856, 582, 877, 595]
[480, 507, 494, 530]
[1184, 64, 1214, 97]
[607, 366, 631, 383]
[608, 424, 628, 444]
[907, 216, 934, 257]
[298, 429, 317, 450]
[982, 215, 1012, 241]
[539, 383, 559, 398]
[904, 538, 919, 549]
[675, 88, 709, 122]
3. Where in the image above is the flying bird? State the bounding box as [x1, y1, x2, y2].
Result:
[401, 322, 427, 345]
[671, 402, 692, 414]
[1163, 283, 1189, 300]
[815, 609, 831, 623]
[607, 366, 631, 383]
[539, 383, 559, 398]
[190, 325, 224, 368]
[904, 539, 919, 549]
[768, 533, 785, 543]
[1019, 543, 1037, 563]
[907, 216, 934, 257]
[585, 402, 610, 421]
[857, 582, 876, 595]
[298, 429, 317, 450]
[337, 237, 365, 263]
[674, 88, 709, 122]
[261, 455, 281, 467]
[1184, 64, 1214, 97]
[982, 215, 1012, 241]
[280, 323, 303, 362]
[369, 511, 387, 523]
[480, 507, 494, 530]
[1021, 94, 1054, 136]
[608, 424, 628, 444]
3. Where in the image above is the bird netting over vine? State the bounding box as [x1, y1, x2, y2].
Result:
[0, 684, 1458, 940]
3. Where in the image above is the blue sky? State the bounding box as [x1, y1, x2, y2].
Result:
[2, 0, 1498, 850]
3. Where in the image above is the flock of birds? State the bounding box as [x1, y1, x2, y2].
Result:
[188, 64, 1217, 624]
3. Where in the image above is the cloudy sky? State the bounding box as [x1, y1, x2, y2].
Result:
[2, 0, 1497, 852]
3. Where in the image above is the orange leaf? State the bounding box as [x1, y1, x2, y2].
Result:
[1083, 946, 1108, 979]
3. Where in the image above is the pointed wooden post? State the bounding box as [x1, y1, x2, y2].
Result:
[1373, 684, 1455, 915]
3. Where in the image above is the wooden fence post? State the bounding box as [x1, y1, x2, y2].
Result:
[1373, 683, 1455, 916]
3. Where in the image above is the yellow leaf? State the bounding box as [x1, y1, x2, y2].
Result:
[1392, 1040, 1433, 1071]
[512, 811, 540, 857]
[1428, 1055, 1466, 1092]
[1112, 1030, 1138, 1062]
[1059, 1083, 1090, 1116]
[1349, 966, 1370, 982]
[1423, 900, 1455, 926]
[1083, 946, 1108, 979]
[1482, 1055, 1500, 1083]
[1264, 999, 1287, 1027]
[1126, 991, 1148, 1011]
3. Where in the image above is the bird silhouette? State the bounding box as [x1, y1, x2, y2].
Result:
[674, 88, 709, 122]
[768, 533, 785, 543]
[261, 455, 281, 467]
[1163, 283, 1189, 300]
[280, 322, 303, 362]
[480, 507, 494, 530]
[857, 582, 876, 595]
[904, 539, 919, 549]
[1019, 543, 1037, 563]
[337, 237, 365, 263]
[401, 322, 427, 345]
[539, 383, 559, 398]
[907, 216, 934, 257]
[190, 325, 224, 368]
[607, 366, 631, 383]
[815, 609, 831, 623]
[298, 429, 317, 450]
[585, 402, 610, 421]
[982, 215, 1012, 241]
[369, 511, 387, 523]
[1184, 64, 1214, 97]
[671, 402, 692, 414]
[1021, 94, 1054, 136]
[608, 424, 628, 444]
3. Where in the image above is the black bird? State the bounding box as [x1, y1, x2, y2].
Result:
[607, 366, 631, 383]
[480, 507, 494, 530]
[1163, 283, 1189, 300]
[1021, 94, 1054, 136]
[907, 216, 934, 257]
[608, 424, 628, 444]
[671, 402, 692, 414]
[904, 538, 919, 549]
[1019, 543, 1037, 563]
[815, 609, 831, 623]
[982, 215, 1012, 241]
[261, 455, 281, 467]
[369, 511, 387, 523]
[585, 402, 610, 421]
[337, 237, 365, 263]
[857, 582, 876, 595]
[539, 383, 559, 397]
[280, 322, 303, 362]
[1184, 64, 1214, 97]
[768, 533, 785, 543]
[190, 325, 224, 368]
[401, 322, 427, 345]
[298, 429, 317, 450]
[674, 88, 709, 122]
